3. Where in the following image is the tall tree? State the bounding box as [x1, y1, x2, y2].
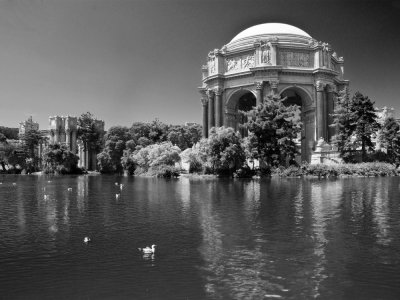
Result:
[379, 117, 400, 166]
[19, 129, 46, 166]
[77, 112, 104, 153]
[242, 94, 301, 169]
[350, 92, 380, 162]
[330, 87, 356, 161]
[97, 126, 131, 173]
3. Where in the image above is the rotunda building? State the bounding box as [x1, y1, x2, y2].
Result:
[199, 23, 349, 162]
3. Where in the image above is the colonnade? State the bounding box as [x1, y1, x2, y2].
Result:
[200, 80, 279, 138]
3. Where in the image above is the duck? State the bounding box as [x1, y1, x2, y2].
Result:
[138, 244, 156, 254]
[67, 188, 72, 191]
[12, 183, 16, 186]
[44, 195, 49, 200]
[83, 237, 91, 243]
[116, 193, 120, 199]
[115, 182, 119, 186]
[119, 184, 124, 190]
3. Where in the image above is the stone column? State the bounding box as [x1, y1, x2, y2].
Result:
[269, 80, 279, 95]
[201, 98, 209, 138]
[66, 129, 71, 150]
[215, 88, 223, 127]
[255, 82, 263, 105]
[326, 85, 336, 142]
[207, 89, 215, 130]
[55, 129, 60, 143]
[315, 81, 327, 141]
[71, 130, 77, 153]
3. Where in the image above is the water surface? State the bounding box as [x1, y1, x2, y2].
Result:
[1, 175, 400, 299]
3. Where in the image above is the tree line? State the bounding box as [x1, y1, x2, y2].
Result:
[1, 90, 399, 176]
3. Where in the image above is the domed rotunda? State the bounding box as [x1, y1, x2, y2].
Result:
[199, 23, 349, 162]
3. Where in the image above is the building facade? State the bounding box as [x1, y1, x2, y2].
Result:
[47, 115, 104, 170]
[199, 23, 349, 162]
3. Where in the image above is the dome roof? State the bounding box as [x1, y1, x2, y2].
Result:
[230, 23, 311, 43]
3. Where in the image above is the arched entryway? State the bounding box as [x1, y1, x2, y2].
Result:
[280, 87, 315, 162]
[225, 89, 256, 136]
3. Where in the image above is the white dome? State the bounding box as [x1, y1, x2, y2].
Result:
[230, 23, 311, 43]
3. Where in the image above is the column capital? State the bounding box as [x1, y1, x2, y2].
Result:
[206, 89, 215, 99]
[201, 97, 209, 106]
[315, 81, 326, 92]
[255, 81, 264, 90]
[214, 88, 223, 96]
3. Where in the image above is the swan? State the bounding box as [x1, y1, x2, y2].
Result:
[83, 237, 91, 243]
[138, 244, 156, 254]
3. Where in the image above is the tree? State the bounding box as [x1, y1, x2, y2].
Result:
[379, 117, 400, 166]
[206, 127, 246, 175]
[42, 144, 79, 174]
[77, 112, 104, 153]
[129, 119, 169, 147]
[167, 123, 202, 150]
[0, 133, 7, 144]
[242, 94, 301, 169]
[350, 92, 380, 162]
[330, 87, 356, 161]
[97, 126, 131, 173]
[0, 126, 18, 140]
[129, 141, 181, 176]
[19, 129, 46, 170]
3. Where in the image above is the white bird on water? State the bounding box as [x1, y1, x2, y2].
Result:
[116, 194, 120, 199]
[138, 244, 156, 254]
[67, 188, 72, 191]
[83, 237, 91, 243]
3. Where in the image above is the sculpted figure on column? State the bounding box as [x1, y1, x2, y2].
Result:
[261, 42, 271, 64]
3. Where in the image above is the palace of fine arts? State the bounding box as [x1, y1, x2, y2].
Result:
[1, 1, 400, 299]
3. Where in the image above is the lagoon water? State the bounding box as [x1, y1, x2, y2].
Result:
[1, 175, 400, 299]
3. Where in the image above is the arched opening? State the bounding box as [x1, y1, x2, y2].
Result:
[236, 92, 256, 137]
[280, 87, 314, 163]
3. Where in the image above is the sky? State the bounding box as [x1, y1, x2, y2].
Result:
[0, 0, 399, 130]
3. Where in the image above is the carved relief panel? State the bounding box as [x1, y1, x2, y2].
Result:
[208, 56, 216, 75]
[278, 49, 313, 67]
[225, 54, 255, 73]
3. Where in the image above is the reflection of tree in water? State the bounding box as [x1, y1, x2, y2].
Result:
[77, 176, 88, 213]
[196, 180, 292, 299]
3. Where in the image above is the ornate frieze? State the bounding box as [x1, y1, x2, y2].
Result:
[226, 54, 255, 73]
[279, 49, 313, 67]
